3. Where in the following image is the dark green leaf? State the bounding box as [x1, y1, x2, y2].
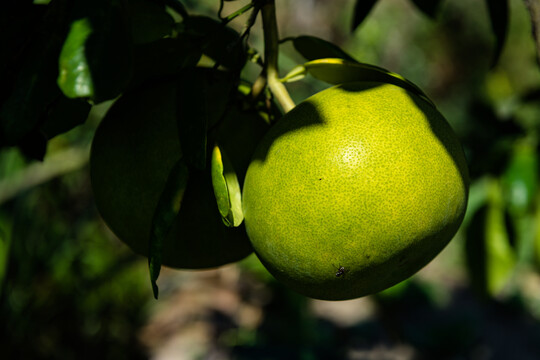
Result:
[0, 2, 48, 103]
[292, 36, 357, 62]
[465, 205, 488, 296]
[130, 37, 202, 89]
[58, 0, 133, 103]
[486, 0, 509, 67]
[351, 0, 378, 32]
[129, 0, 175, 44]
[466, 180, 516, 298]
[523, 0, 540, 66]
[0, 0, 70, 147]
[40, 95, 91, 139]
[176, 68, 237, 169]
[181, 16, 247, 71]
[409, 0, 442, 18]
[18, 130, 48, 162]
[149, 158, 189, 299]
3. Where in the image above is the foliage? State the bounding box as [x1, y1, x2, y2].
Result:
[1, 0, 540, 358]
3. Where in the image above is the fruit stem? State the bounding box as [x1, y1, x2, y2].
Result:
[261, 0, 295, 113]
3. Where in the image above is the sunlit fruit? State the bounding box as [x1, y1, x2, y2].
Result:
[242, 81, 470, 300]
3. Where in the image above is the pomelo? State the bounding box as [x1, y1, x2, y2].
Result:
[90, 78, 269, 269]
[242, 82, 469, 300]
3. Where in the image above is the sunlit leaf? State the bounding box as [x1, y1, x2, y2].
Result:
[351, 0, 378, 32]
[57, 18, 94, 99]
[148, 159, 189, 299]
[292, 36, 357, 62]
[303, 58, 434, 106]
[57, 0, 133, 103]
[211, 145, 243, 227]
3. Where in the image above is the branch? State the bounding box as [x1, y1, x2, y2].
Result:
[261, 0, 295, 113]
[524, 0, 540, 66]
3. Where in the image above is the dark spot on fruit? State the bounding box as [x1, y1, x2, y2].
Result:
[335, 265, 349, 277]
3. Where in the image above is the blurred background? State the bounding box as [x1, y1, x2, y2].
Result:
[2, 0, 540, 358]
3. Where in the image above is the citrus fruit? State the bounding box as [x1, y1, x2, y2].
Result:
[90, 78, 269, 269]
[242, 81, 470, 300]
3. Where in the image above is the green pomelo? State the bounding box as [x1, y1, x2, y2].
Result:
[90, 79, 269, 269]
[243, 82, 470, 300]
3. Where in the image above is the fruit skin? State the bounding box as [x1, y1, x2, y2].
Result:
[90, 79, 268, 269]
[243, 82, 469, 300]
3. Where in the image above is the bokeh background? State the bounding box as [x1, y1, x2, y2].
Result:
[2, 0, 540, 358]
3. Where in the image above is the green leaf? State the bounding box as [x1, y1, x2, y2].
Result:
[303, 58, 434, 107]
[148, 158, 189, 299]
[40, 95, 91, 139]
[351, 0, 378, 32]
[57, 18, 94, 99]
[409, 0, 443, 18]
[130, 37, 202, 89]
[58, 0, 133, 103]
[129, 0, 175, 44]
[0, 213, 12, 296]
[211, 145, 243, 227]
[0, 0, 69, 147]
[465, 179, 516, 298]
[501, 140, 538, 215]
[292, 36, 357, 62]
[486, 0, 509, 67]
[485, 182, 516, 296]
[18, 130, 47, 161]
[180, 16, 247, 71]
[176, 68, 237, 169]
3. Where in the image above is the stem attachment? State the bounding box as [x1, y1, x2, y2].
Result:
[261, 0, 295, 113]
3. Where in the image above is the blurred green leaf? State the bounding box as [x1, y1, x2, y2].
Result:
[523, 0, 540, 65]
[57, 18, 94, 99]
[303, 58, 434, 106]
[486, 0, 509, 67]
[351, 0, 378, 32]
[148, 158, 189, 299]
[58, 0, 133, 103]
[465, 179, 516, 298]
[292, 36, 357, 62]
[410, 0, 443, 18]
[211, 145, 243, 227]
[501, 140, 539, 215]
[0, 213, 12, 295]
[129, 0, 175, 44]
